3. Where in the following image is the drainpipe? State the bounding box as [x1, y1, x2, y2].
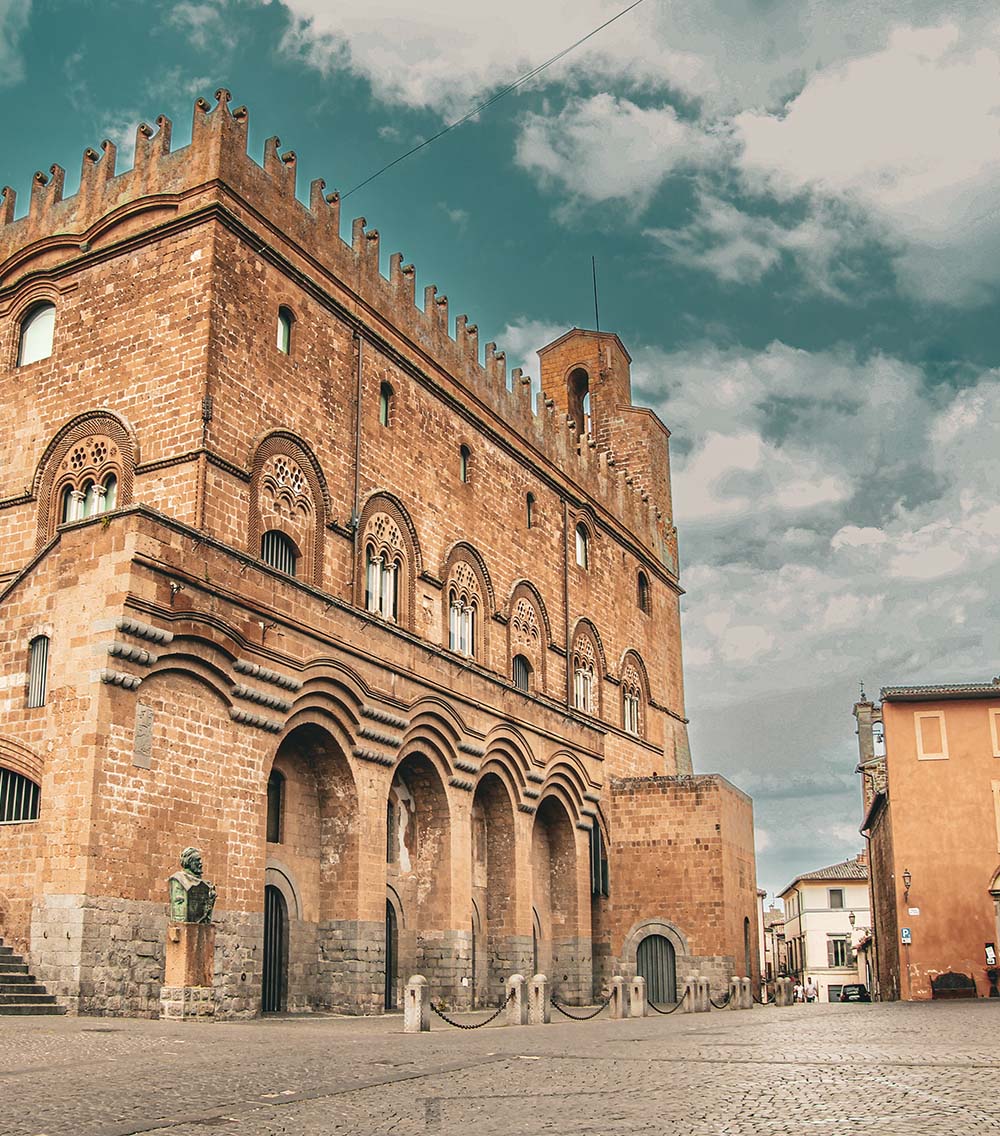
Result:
[563, 498, 571, 707]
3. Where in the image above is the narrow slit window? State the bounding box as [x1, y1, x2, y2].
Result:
[526, 493, 535, 529]
[379, 383, 393, 427]
[27, 635, 49, 708]
[512, 654, 531, 692]
[266, 770, 284, 844]
[637, 571, 650, 614]
[575, 524, 589, 570]
[17, 303, 56, 367]
[459, 445, 471, 484]
[276, 306, 294, 354]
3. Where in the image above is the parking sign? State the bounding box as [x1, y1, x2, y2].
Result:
[901, 927, 912, 945]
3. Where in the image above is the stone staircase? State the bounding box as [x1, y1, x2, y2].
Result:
[0, 939, 64, 1015]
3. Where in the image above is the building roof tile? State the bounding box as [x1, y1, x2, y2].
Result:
[881, 680, 1000, 702]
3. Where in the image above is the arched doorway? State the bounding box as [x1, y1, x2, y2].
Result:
[637, 934, 676, 1004]
[384, 900, 399, 1010]
[262, 884, 288, 1013]
[471, 772, 517, 1006]
[532, 796, 583, 1001]
[386, 753, 453, 1002]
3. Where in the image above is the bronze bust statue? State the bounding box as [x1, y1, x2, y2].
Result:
[168, 847, 217, 924]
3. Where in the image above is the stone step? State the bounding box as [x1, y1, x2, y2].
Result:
[0, 992, 58, 1006]
[0, 981, 46, 994]
[0, 974, 44, 988]
[0, 1003, 65, 1016]
[0, 945, 15, 958]
[0, 962, 29, 975]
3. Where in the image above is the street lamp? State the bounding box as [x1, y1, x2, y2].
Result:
[848, 910, 856, 928]
[902, 868, 912, 902]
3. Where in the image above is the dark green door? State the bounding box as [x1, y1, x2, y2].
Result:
[262, 885, 287, 1013]
[637, 934, 676, 1003]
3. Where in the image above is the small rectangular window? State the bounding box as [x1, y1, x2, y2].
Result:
[915, 711, 948, 760]
[828, 937, 850, 967]
[828, 888, 844, 909]
[27, 636, 49, 708]
[989, 708, 1000, 758]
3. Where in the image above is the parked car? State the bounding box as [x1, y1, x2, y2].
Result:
[839, 984, 871, 1002]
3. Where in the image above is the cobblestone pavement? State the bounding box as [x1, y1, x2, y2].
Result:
[3, 1000, 999, 1136]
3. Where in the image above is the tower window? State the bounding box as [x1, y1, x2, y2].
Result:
[261, 530, 298, 576]
[17, 303, 56, 367]
[568, 367, 591, 437]
[266, 770, 284, 843]
[449, 594, 476, 657]
[459, 445, 471, 483]
[512, 654, 532, 692]
[526, 493, 535, 529]
[276, 306, 295, 354]
[365, 547, 399, 622]
[624, 691, 641, 735]
[575, 523, 590, 570]
[637, 571, 650, 614]
[27, 635, 49, 708]
[573, 664, 593, 713]
[379, 382, 393, 427]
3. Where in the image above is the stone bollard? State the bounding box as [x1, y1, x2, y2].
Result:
[697, 976, 711, 1013]
[404, 975, 430, 1033]
[529, 974, 550, 1025]
[610, 975, 629, 1020]
[629, 976, 647, 1018]
[774, 977, 791, 1006]
[728, 975, 741, 1009]
[506, 973, 529, 1026]
[741, 977, 753, 1009]
[682, 974, 698, 1012]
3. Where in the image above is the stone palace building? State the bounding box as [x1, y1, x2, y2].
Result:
[0, 90, 758, 1017]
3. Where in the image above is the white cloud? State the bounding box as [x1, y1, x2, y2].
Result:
[734, 22, 1000, 304]
[515, 95, 718, 212]
[0, 0, 31, 89]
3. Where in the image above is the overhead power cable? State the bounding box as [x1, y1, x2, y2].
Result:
[342, 0, 649, 199]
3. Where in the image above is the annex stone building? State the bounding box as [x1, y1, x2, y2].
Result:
[0, 90, 758, 1018]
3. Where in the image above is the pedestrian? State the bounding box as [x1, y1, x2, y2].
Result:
[805, 979, 818, 1003]
[793, 981, 804, 1003]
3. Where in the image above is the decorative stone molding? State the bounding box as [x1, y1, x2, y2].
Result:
[232, 659, 301, 691]
[231, 684, 291, 713]
[360, 704, 409, 731]
[454, 758, 479, 774]
[526, 771, 545, 784]
[100, 669, 142, 690]
[358, 724, 402, 748]
[108, 641, 156, 666]
[352, 745, 394, 766]
[518, 803, 536, 814]
[229, 707, 282, 732]
[458, 741, 486, 757]
[118, 617, 173, 645]
[448, 776, 474, 792]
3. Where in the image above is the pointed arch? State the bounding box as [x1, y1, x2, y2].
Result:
[357, 491, 422, 630]
[506, 581, 552, 693]
[442, 542, 494, 664]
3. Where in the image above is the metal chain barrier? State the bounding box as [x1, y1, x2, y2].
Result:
[429, 988, 514, 1030]
[647, 988, 688, 1015]
[549, 989, 614, 1020]
[710, 990, 731, 1010]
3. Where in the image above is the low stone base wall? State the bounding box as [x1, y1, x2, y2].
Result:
[160, 985, 215, 1020]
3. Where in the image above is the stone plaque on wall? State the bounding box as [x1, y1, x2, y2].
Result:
[133, 701, 154, 769]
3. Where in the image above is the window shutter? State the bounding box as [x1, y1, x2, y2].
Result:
[827, 939, 836, 967]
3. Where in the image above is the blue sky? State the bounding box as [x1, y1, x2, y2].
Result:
[4, 0, 1000, 899]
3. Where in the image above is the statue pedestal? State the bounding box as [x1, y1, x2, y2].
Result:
[160, 922, 216, 1021]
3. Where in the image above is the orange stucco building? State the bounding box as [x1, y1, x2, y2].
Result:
[0, 90, 759, 1018]
[855, 682, 1000, 1000]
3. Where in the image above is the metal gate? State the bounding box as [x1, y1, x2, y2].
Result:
[384, 901, 398, 1010]
[262, 885, 287, 1013]
[637, 934, 676, 1003]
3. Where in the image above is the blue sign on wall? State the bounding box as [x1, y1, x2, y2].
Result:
[901, 928, 912, 945]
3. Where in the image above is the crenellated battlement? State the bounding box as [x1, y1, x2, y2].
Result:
[0, 89, 677, 575]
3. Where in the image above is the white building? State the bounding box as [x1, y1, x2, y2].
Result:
[779, 855, 870, 1002]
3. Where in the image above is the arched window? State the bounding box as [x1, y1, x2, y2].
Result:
[449, 589, 477, 656]
[379, 382, 393, 427]
[27, 635, 49, 709]
[459, 444, 471, 484]
[621, 659, 645, 738]
[17, 303, 56, 367]
[526, 493, 535, 529]
[571, 627, 601, 715]
[266, 770, 284, 844]
[260, 530, 298, 576]
[637, 571, 651, 614]
[365, 545, 399, 621]
[276, 306, 294, 354]
[568, 367, 590, 437]
[54, 447, 121, 526]
[575, 523, 590, 570]
[0, 767, 40, 823]
[512, 654, 532, 692]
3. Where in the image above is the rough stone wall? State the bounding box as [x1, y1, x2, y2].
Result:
[867, 802, 899, 1001]
[317, 919, 384, 1014]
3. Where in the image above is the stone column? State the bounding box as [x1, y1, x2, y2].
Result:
[697, 976, 711, 1013]
[629, 976, 646, 1018]
[404, 974, 430, 1033]
[609, 975, 628, 1020]
[728, 975, 741, 1009]
[506, 973, 528, 1026]
[529, 974, 550, 1025]
[775, 977, 792, 1006]
[682, 974, 697, 1012]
